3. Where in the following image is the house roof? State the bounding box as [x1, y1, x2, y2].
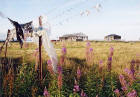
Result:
[105, 34, 121, 37]
[60, 32, 88, 38]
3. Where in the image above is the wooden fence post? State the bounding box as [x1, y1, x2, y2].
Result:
[4, 42, 8, 58]
[38, 16, 43, 81]
[39, 36, 42, 81]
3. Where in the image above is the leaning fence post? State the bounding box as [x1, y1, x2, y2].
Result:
[38, 16, 43, 81]
[4, 41, 8, 58]
[4, 29, 10, 58]
[39, 36, 42, 81]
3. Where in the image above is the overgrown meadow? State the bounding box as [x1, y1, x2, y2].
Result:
[0, 41, 140, 97]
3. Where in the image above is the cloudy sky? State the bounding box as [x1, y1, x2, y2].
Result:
[0, 0, 140, 40]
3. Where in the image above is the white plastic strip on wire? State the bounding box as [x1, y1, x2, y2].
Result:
[32, 15, 57, 73]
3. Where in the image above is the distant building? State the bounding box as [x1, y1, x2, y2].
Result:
[59, 32, 88, 41]
[104, 34, 121, 41]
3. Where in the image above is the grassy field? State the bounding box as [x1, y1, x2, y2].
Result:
[0, 41, 140, 97]
[0, 41, 140, 73]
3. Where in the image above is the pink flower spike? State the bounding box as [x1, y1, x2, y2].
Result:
[57, 73, 62, 89]
[47, 60, 54, 74]
[73, 80, 80, 92]
[57, 65, 62, 74]
[122, 86, 127, 91]
[110, 46, 114, 52]
[47, 60, 52, 65]
[62, 47, 67, 55]
[89, 48, 93, 52]
[77, 67, 81, 80]
[86, 42, 90, 47]
[127, 90, 137, 97]
[114, 89, 120, 96]
[99, 60, 103, 65]
[81, 89, 87, 97]
[43, 87, 50, 97]
[73, 85, 80, 92]
[108, 57, 112, 61]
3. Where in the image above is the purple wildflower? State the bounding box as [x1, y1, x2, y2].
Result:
[85, 42, 94, 65]
[127, 90, 137, 97]
[57, 65, 63, 90]
[57, 65, 62, 74]
[107, 57, 112, 72]
[135, 59, 140, 71]
[125, 68, 135, 85]
[73, 85, 80, 92]
[99, 60, 103, 74]
[119, 74, 128, 91]
[60, 45, 67, 65]
[99, 60, 103, 65]
[124, 68, 134, 80]
[124, 68, 131, 74]
[109, 46, 114, 56]
[110, 46, 114, 52]
[86, 42, 90, 47]
[77, 67, 81, 80]
[47, 60, 52, 65]
[81, 90, 87, 97]
[57, 73, 62, 90]
[73, 80, 80, 92]
[119, 74, 124, 79]
[107, 47, 114, 72]
[47, 60, 54, 74]
[108, 57, 112, 61]
[130, 59, 135, 76]
[60, 55, 65, 65]
[62, 47, 66, 55]
[89, 48, 93, 52]
[114, 89, 119, 93]
[43, 87, 50, 97]
[121, 86, 127, 91]
[114, 89, 120, 97]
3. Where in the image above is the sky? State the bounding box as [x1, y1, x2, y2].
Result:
[0, 0, 140, 40]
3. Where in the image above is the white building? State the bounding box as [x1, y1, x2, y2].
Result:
[59, 32, 88, 41]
